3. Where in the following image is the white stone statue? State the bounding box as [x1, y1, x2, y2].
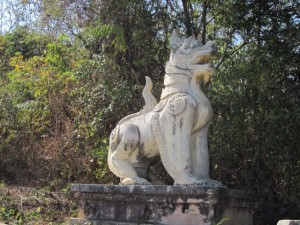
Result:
[108, 30, 223, 187]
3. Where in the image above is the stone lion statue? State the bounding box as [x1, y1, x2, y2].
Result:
[108, 30, 223, 187]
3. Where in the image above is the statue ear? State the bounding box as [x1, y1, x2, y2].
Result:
[169, 30, 183, 50]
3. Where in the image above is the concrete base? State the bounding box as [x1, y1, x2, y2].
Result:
[70, 184, 260, 225]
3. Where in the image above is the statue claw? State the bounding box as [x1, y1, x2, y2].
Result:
[121, 177, 152, 185]
[175, 175, 226, 188]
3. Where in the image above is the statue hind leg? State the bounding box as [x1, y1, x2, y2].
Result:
[108, 123, 151, 185]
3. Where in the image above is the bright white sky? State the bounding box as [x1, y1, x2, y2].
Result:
[0, 0, 39, 34]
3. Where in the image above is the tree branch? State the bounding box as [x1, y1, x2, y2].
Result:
[216, 41, 248, 70]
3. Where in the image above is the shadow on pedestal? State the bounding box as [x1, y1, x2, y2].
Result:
[69, 184, 261, 225]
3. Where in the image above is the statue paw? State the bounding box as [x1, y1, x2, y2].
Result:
[121, 177, 152, 185]
[175, 175, 226, 188]
[204, 178, 226, 188]
[191, 178, 226, 188]
[174, 174, 202, 185]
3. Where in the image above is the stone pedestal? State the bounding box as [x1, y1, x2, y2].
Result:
[70, 184, 260, 225]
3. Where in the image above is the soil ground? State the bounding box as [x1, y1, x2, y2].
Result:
[0, 183, 77, 225]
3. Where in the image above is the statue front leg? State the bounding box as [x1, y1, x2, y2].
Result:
[153, 95, 205, 185]
[191, 125, 210, 178]
[191, 125, 225, 187]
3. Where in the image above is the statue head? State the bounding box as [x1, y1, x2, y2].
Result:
[166, 30, 218, 84]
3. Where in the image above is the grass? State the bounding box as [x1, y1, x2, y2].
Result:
[0, 182, 77, 225]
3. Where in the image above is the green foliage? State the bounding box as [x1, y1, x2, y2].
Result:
[0, 185, 76, 224]
[209, 32, 299, 225]
[83, 24, 127, 53]
[3, 27, 49, 59]
[0, 207, 16, 222]
[0, 29, 118, 187]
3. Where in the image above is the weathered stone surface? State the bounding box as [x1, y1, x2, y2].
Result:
[277, 220, 300, 225]
[70, 184, 260, 225]
[107, 30, 222, 187]
[69, 219, 151, 225]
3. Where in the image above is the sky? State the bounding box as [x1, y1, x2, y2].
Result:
[0, 0, 39, 34]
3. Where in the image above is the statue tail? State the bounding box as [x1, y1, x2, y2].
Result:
[117, 76, 157, 126]
[141, 76, 157, 113]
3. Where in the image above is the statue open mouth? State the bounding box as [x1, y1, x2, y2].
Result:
[192, 55, 212, 65]
[193, 41, 218, 61]
[190, 41, 218, 80]
[192, 54, 216, 82]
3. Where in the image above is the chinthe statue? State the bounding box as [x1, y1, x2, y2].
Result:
[108, 30, 223, 187]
